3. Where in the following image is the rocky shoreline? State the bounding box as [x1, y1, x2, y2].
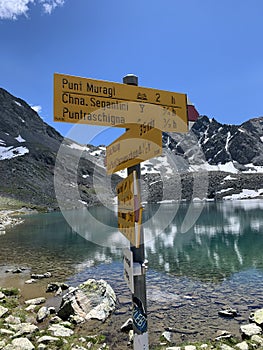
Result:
[0, 273, 263, 350]
[0, 211, 24, 235]
[1, 206, 263, 349]
[0, 206, 40, 235]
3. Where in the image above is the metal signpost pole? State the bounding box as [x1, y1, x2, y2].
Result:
[123, 75, 149, 350]
[54, 71, 188, 350]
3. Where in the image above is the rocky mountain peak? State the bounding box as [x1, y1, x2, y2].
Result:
[0, 87, 62, 152]
[164, 114, 263, 171]
[0, 88, 110, 210]
[0, 87, 263, 208]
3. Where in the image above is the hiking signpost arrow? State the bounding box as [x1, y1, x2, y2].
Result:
[106, 123, 162, 174]
[54, 72, 188, 350]
[54, 73, 188, 132]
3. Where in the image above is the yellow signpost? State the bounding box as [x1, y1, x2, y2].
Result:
[54, 72, 189, 350]
[106, 124, 162, 174]
[117, 171, 142, 248]
[54, 73, 188, 132]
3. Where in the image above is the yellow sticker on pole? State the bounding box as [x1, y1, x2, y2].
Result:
[117, 171, 142, 247]
[106, 124, 162, 174]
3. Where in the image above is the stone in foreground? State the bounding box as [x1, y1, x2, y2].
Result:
[250, 308, 263, 326]
[58, 279, 116, 322]
[37, 335, 60, 344]
[48, 324, 74, 337]
[6, 337, 34, 350]
[0, 305, 8, 318]
[24, 297, 46, 305]
[240, 323, 262, 338]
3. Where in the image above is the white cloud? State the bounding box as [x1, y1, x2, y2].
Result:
[0, 0, 34, 19]
[31, 105, 42, 113]
[0, 0, 65, 20]
[40, 0, 64, 14]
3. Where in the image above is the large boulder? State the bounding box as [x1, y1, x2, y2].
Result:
[240, 323, 262, 338]
[0, 305, 8, 318]
[57, 279, 116, 322]
[250, 308, 263, 327]
[5, 337, 35, 350]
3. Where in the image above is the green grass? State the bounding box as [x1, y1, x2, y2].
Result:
[0, 287, 20, 296]
[0, 195, 29, 210]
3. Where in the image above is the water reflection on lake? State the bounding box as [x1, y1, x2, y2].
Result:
[1, 200, 263, 344]
[0, 200, 263, 281]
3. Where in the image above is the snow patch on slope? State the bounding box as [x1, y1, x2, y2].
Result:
[224, 189, 263, 200]
[15, 135, 26, 143]
[0, 146, 29, 160]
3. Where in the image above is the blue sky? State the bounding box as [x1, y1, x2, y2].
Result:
[1, 0, 263, 146]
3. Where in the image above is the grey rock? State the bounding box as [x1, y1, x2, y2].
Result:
[218, 308, 238, 317]
[25, 297, 46, 305]
[161, 331, 172, 343]
[60, 320, 72, 327]
[235, 341, 249, 350]
[12, 323, 38, 337]
[78, 337, 86, 343]
[46, 283, 58, 293]
[251, 334, 263, 345]
[0, 328, 15, 336]
[37, 345, 47, 350]
[128, 330, 134, 343]
[11, 268, 23, 274]
[43, 272, 52, 278]
[55, 286, 63, 296]
[69, 315, 85, 324]
[58, 279, 116, 322]
[0, 305, 8, 318]
[121, 318, 133, 333]
[31, 274, 45, 279]
[8, 323, 21, 332]
[48, 306, 56, 314]
[25, 279, 37, 284]
[240, 323, 262, 338]
[185, 346, 197, 350]
[250, 308, 263, 326]
[48, 324, 74, 337]
[8, 337, 35, 350]
[98, 344, 107, 350]
[215, 330, 233, 341]
[37, 335, 59, 344]
[220, 345, 235, 350]
[36, 306, 50, 322]
[0, 340, 6, 348]
[25, 304, 37, 312]
[5, 315, 21, 324]
[49, 315, 63, 324]
[46, 282, 69, 293]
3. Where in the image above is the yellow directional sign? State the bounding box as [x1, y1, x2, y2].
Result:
[54, 73, 188, 132]
[106, 124, 162, 174]
[117, 171, 142, 247]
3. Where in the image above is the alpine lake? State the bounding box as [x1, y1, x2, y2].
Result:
[1, 199, 263, 347]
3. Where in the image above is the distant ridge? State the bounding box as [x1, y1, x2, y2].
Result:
[0, 87, 263, 209]
[0, 87, 114, 210]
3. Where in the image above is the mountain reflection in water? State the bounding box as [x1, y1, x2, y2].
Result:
[0, 200, 262, 283]
[1, 200, 263, 345]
